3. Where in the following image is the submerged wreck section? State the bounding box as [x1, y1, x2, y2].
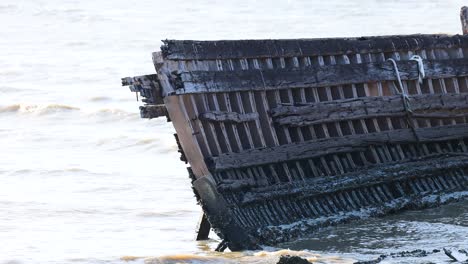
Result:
[122, 8, 468, 251]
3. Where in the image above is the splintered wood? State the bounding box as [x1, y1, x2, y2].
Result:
[122, 7, 468, 251]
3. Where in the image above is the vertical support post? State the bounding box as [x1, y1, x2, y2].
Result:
[196, 213, 211, 240]
[461, 6, 468, 35]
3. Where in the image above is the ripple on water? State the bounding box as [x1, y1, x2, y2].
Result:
[0, 103, 80, 115]
[137, 209, 195, 218]
[144, 249, 355, 264]
[89, 96, 112, 102]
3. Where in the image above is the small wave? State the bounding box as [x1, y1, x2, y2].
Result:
[0, 104, 20, 112]
[8, 169, 33, 175]
[0, 86, 24, 93]
[145, 254, 234, 264]
[66, 41, 88, 47]
[136, 138, 160, 145]
[145, 249, 355, 264]
[89, 96, 112, 102]
[92, 108, 136, 118]
[1, 260, 23, 264]
[0, 70, 23, 77]
[120, 256, 143, 262]
[0, 103, 80, 115]
[137, 209, 195, 218]
[0, 4, 17, 11]
[46, 168, 96, 175]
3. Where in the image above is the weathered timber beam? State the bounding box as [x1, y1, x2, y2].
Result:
[139, 104, 168, 119]
[161, 35, 468, 60]
[207, 123, 468, 171]
[462, 6, 468, 35]
[193, 175, 259, 250]
[199, 111, 259, 123]
[121, 74, 164, 104]
[271, 93, 468, 126]
[195, 213, 211, 241]
[240, 154, 468, 204]
[175, 58, 468, 94]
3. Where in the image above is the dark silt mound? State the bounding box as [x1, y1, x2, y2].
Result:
[277, 255, 312, 264]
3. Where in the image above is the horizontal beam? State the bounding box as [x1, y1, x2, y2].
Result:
[240, 154, 468, 204]
[139, 105, 168, 119]
[199, 111, 259, 123]
[208, 123, 468, 171]
[271, 93, 468, 126]
[175, 58, 468, 94]
[161, 34, 468, 60]
[122, 74, 164, 105]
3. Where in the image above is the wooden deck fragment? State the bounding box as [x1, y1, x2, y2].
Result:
[271, 93, 468, 126]
[208, 123, 468, 171]
[175, 58, 468, 94]
[462, 6, 468, 35]
[199, 111, 259, 123]
[123, 12, 468, 251]
[161, 35, 468, 60]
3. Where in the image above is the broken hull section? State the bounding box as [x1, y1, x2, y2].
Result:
[122, 13, 468, 250]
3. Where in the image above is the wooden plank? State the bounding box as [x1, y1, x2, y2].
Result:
[271, 93, 468, 126]
[175, 58, 468, 94]
[163, 95, 210, 177]
[160, 35, 468, 60]
[462, 6, 468, 35]
[139, 105, 168, 119]
[122, 74, 164, 105]
[199, 111, 259, 123]
[196, 213, 211, 240]
[208, 123, 468, 171]
[240, 154, 468, 204]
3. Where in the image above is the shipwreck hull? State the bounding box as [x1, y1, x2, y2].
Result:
[123, 8, 468, 251]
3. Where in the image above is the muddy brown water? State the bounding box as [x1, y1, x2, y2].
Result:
[0, 0, 466, 263]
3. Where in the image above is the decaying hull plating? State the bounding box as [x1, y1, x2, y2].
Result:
[122, 7, 468, 251]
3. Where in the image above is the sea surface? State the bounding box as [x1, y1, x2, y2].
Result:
[1, 0, 467, 263]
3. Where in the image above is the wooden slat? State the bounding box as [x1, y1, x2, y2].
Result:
[175, 58, 468, 94]
[161, 35, 468, 60]
[139, 105, 167, 119]
[462, 6, 468, 35]
[122, 74, 164, 105]
[199, 111, 259, 123]
[271, 93, 468, 126]
[208, 123, 468, 171]
[240, 154, 468, 204]
[163, 96, 210, 177]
